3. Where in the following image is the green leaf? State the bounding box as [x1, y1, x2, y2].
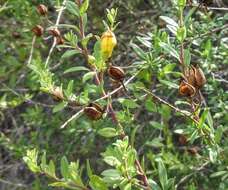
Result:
[184, 49, 191, 66]
[159, 16, 178, 27]
[159, 42, 179, 61]
[131, 43, 147, 60]
[210, 171, 227, 178]
[118, 98, 139, 109]
[66, 80, 74, 97]
[61, 156, 69, 179]
[61, 50, 80, 59]
[158, 160, 167, 190]
[82, 71, 96, 83]
[159, 79, 179, 89]
[49, 182, 69, 188]
[86, 160, 93, 178]
[53, 102, 67, 113]
[101, 169, 122, 180]
[48, 160, 56, 178]
[80, 0, 89, 15]
[150, 121, 164, 130]
[64, 66, 90, 74]
[177, 26, 187, 42]
[66, 1, 80, 17]
[98, 128, 118, 138]
[89, 175, 108, 190]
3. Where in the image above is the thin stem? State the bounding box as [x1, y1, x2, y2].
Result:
[45, 0, 67, 66]
[140, 88, 199, 125]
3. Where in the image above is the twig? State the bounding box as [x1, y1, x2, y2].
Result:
[175, 161, 210, 189]
[45, 0, 67, 66]
[27, 36, 36, 65]
[187, 4, 228, 11]
[139, 88, 199, 124]
[60, 109, 84, 129]
[0, 178, 27, 188]
[60, 71, 139, 129]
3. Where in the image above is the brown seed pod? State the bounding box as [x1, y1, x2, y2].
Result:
[179, 81, 196, 97]
[51, 87, 64, 101]
[178, 134, 188, 146]
[185, 66, 196, 86]
[84, 103, 104, 120]
[108, 66, 125, 81]
[194, 66, 206, 88]
[32, 25, 44, 37]
[187, 146, 200, 155]
[56, 36, 65, 45]
[49, 28, 61, 37]
[37, 4, 48, 16]
[12, 32, 21, 38]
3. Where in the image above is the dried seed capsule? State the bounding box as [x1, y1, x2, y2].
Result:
[108, 66, 125, 81]
[84, 103, 104, 120]
[49, 28, 61, 37]
[51, 87, 64, 101]
[185, 66, 196, 87]
[37, 4, 48, 16]
[56, 36, 65, 45]
[179, 81, 196, 97]
[100, 30, 117, 59]
[32, 25, 44, 37]
[194, 66, 206, 88]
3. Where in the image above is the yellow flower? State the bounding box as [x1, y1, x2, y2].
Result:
[100, 30, 117, 59]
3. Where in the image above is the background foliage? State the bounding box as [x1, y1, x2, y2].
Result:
[0, 0, 228, 190]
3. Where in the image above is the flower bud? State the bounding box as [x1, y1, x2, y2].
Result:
[88, 55, 96, 66]
[84, 103, 104, 120]
[37, 4, 48, 16]
[32, 25, 44, 37]
[49, 28, 61, 37]
[179, 81, 196, 97]
[100, 30, 117, 59]
[51, 87, 64, 101]
[108, 66, 125, 81]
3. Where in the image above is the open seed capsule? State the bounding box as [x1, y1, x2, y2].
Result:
[84, 103, 104, 120]
[108, 66, 125, 81]
[49, 28, 61, 37]
[194, 66, 206, 88]
[32, 25, 44, 37]
[179, 81, 196, 97]
[37, 4, 48, 16]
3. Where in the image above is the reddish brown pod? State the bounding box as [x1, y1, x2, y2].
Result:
[37, 4, 48, 16]
[32, 25, 44, 37]
[56, 36, 65, 45]
[49, 28, 61, 37]
[179, 81, 196, 97]
[108, 66, 125, 82]
[84, 103, 104, 120]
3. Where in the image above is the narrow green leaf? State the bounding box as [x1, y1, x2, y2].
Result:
[61, 156, 69, 179]
[64, 66, 90, 74]
[98, 128, 118, 138]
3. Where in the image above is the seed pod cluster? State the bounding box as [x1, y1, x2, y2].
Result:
[101, 30, 117, 59]
[179, 65, 206, 97]
[84, 103, 104, 120]
[31, 4, 64, 45]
